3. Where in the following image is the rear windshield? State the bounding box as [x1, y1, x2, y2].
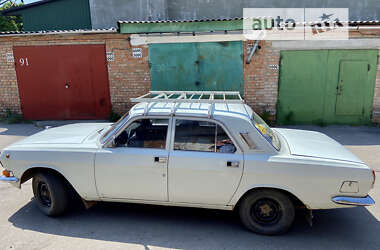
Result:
[251, 112, 281, 151]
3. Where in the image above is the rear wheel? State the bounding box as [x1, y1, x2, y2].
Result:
[239, 190, 295, 235]
[32, 172, 69, 216]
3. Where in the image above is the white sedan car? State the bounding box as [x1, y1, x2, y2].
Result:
[0, 91, 376, 235]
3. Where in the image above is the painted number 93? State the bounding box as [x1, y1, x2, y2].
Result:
[19, 58, 30, 67]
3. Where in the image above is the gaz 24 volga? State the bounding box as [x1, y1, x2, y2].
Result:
[0, 91, 375, 235]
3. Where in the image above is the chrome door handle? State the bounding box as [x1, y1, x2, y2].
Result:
[227, 161, 239, 168]
[154, 156, 167, 164]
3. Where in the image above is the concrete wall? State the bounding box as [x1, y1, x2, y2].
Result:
[89, 0, 167, 29]
[89, 0, 380, 29]
[168, 0, 380, 21]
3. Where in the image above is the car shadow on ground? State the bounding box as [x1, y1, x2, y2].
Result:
[8, 201, 380, 250]
[0, 123, 42, 137]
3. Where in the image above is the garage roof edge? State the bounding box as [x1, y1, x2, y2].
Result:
[118, 18, 380, 34]
[0, 28, 117, 37]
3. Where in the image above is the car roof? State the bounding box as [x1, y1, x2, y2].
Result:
[129, 102, 253, 122]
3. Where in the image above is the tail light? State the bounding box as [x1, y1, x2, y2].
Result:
[372, 169, 376, 187]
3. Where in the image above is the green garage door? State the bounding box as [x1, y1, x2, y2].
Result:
[277, 50, 378, 125]
[149, 41, 243, 93]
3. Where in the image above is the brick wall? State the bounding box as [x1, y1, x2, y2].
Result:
[244, 41, 280, 121]
[0, 32, 151, 118]
[106, 39, 150, 114]
[0, 32, 379, 124]
[373, 50, 380, 123]
[0, 41, 21, 116]
[0, 33, 282, 120]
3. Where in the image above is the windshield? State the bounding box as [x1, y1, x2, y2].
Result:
[100, 113, 129, 144]
[251, 112, 281, 151]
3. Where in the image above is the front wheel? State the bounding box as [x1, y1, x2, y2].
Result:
[239, 190, 295, 235]
[32, 172, 69, 216]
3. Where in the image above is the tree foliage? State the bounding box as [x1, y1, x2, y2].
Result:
[0, 2, 23, 31]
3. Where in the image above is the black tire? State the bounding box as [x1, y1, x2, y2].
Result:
[32, 172, 70, 216]
[239, 189, 295, 235]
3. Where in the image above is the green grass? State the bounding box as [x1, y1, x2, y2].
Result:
[0, 109, 32, 124]
[108, 109, 121, 122]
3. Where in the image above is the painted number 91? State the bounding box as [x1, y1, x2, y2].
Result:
[19, 58, 29, 67]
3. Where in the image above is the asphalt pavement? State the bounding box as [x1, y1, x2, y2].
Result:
[0, 122, 379, 250]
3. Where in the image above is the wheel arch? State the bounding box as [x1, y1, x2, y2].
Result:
[20, 166, 80, 197]
[21, 166, 64, 184]
[233, 186, 309, 210]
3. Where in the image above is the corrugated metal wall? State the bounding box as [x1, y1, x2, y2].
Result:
[92, 0, 380, 30]
[12, 0, 91, 31]
[277, 50, 378, 125]
[149, 41, 244, 94]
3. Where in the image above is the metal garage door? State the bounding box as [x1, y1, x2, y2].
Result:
[148, 41, 243, 93]
[13, 44, 111, 120]
[277, 50, 378, 125]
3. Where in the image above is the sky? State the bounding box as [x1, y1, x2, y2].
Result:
[23, 0, 39, 3]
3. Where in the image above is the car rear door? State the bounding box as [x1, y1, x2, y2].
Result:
[168, 117, 244, 205]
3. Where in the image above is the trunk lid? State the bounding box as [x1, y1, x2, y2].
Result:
[274, 128, 363, 164]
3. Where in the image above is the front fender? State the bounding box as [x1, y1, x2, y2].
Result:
[4, 150, 99, 200]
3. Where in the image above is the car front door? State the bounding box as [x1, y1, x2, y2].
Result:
[95, 117, 171, 201]
[168, 118, 244, 205]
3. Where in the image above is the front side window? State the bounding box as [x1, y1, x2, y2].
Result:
[174, 119, 236, 153]
[114, 118, 168, 149]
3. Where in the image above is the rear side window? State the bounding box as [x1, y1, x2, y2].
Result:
[174, 119, 236, 153]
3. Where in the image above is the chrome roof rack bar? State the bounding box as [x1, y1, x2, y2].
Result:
[131, 91, 245, 117]
[131, 91, 244, 104]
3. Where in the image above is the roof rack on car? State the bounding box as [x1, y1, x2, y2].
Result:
[131, 91, 245, 117]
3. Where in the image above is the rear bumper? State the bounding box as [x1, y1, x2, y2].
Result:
[0, 176, 19, 183]
[332, 195, 375, 206]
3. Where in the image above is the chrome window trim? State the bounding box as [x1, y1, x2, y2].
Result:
[100, 114, 130, 146]
[103, 115, 172, 150]
[248, 114, 281, 152]
[170, 116, 243, 154]
[103, 113, 248, 153]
